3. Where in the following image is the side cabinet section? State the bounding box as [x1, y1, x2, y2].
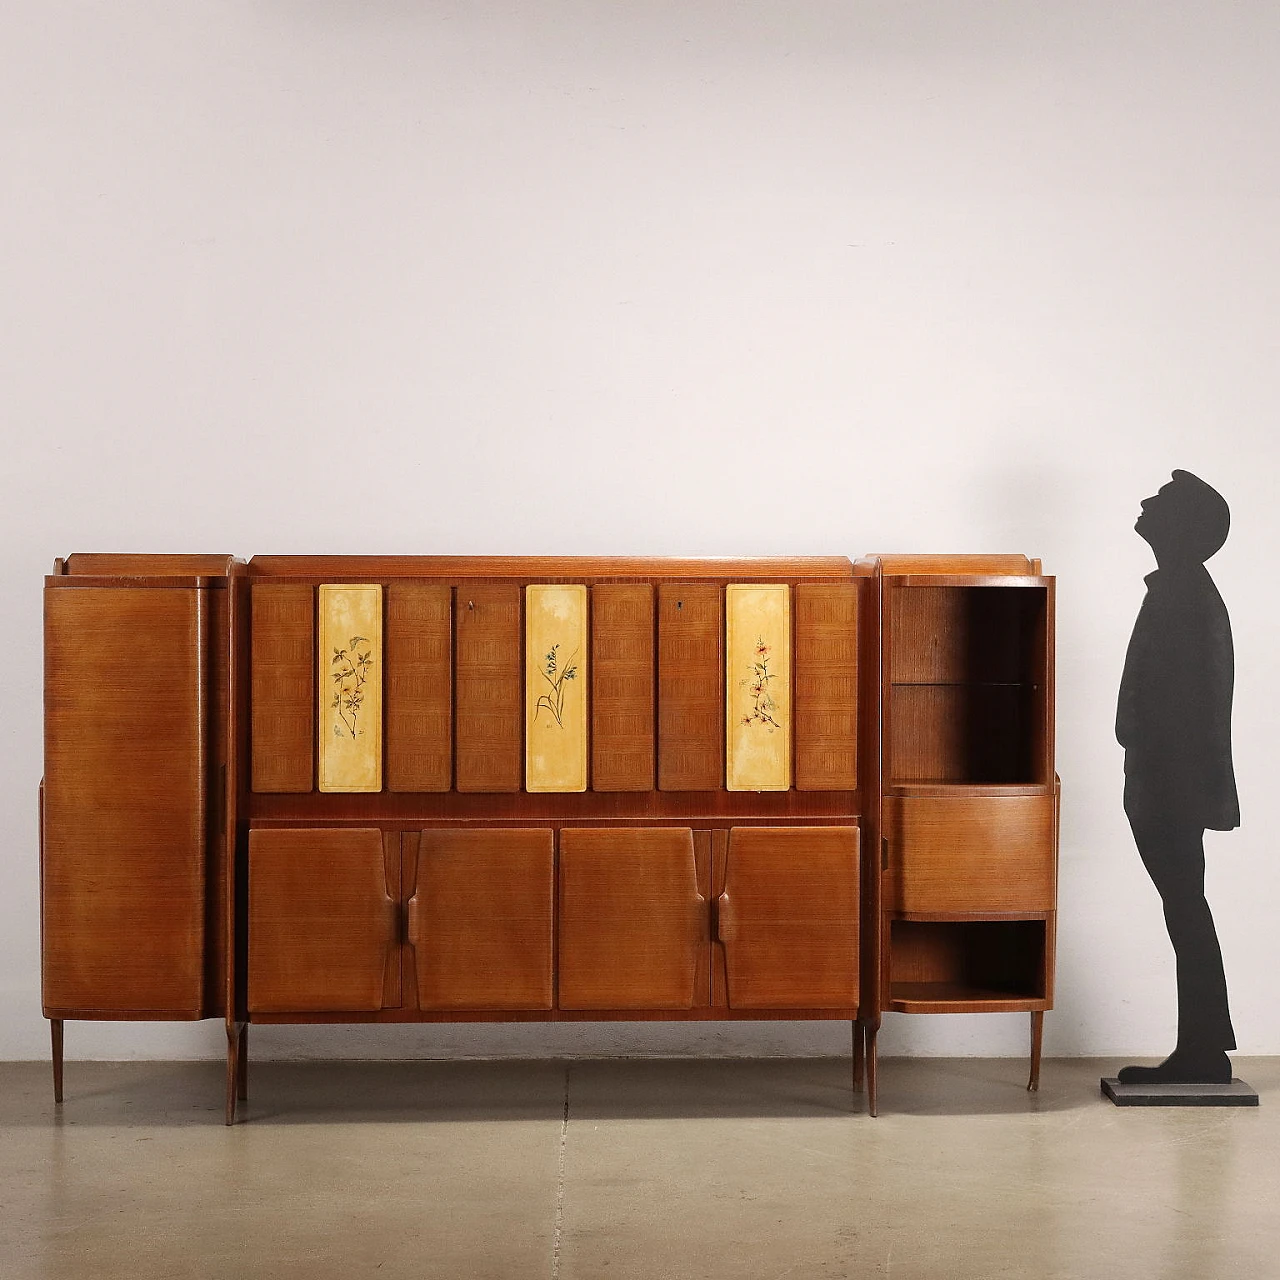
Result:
[407, 829, 554, 1010]
[43, 584, 211, 1016]
[558, 828, 709, 1009]
[717, 827, 860, 1009]
[248, 829, 400, 1013]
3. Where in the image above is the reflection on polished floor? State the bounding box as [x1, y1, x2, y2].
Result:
[1, 1056, 1274, 1279]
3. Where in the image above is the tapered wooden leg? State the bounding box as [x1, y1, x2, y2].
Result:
[225, 1023, 242, 1125]
[51, 1019, 64, 1105]
[237, 1025, 248, 1101]
[852, 1020, 865, 1095]
[866, 1022, 879, 1118]
[1028, 1010, 1044, 1092]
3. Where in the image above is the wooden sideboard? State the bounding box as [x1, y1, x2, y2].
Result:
[41, 552, 1056, 1122]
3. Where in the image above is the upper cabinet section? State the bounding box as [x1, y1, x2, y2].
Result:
[242, 557, 866, 801]
[872, 556, 1054, 791]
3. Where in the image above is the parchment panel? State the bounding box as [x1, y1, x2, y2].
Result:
[318, 584, 383, 793]
[526, 584, 588, 792]
[726, 584, 791, 792]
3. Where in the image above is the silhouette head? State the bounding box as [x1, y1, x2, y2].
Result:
[1135, 470, 1230, 566]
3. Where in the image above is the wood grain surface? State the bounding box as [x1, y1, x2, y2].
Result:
[43, 586, 208, 1015]
[247, 828, 398, 1013]
[794, 582, 859, 790]
[386, 583, 452, 792]
[558, 827, 707, 1009]
[591, 584, 655, 792]
[718, 826, 859, 1008]
[250, 583, 314, 793]
[657, 583, 723, 791]
[409, 829, 554, 1010]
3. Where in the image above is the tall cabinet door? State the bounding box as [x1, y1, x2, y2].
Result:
[43, 584, 211, 1016]
[248, 829, 400, 1013]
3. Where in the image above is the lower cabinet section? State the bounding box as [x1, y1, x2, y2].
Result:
[244, 823, 862, 1018]
[248, 829, 400, 1013]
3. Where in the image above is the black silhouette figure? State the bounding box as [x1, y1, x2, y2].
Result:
[1116, 470, 1239, 1085]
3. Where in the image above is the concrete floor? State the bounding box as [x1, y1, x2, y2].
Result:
[0, 1057, 1274, 1280]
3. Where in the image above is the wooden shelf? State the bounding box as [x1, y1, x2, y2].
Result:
[889, 982, 1050, 1014]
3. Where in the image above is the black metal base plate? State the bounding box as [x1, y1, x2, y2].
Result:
[1101, 1076, 1259, 1107]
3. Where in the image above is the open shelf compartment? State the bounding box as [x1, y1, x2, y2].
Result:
[887, 918, 1049, 1013]
[888, 583, 1051, 786]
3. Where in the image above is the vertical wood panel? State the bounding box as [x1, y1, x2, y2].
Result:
[455, 584, 522, 792]
[318, 584, 383, 793]
[410, 829, 554, 1010]
[795, 582, 859, 790]
[657, 583, 723, 791]
[43, 586, 207, 1014]
[386, 583, 452, 792]
[251, 583, 314, 793]
[591, 584, 654, 792]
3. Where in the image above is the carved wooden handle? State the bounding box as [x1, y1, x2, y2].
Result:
[716, 892, 735, 943]
[405, 893, 419, 948]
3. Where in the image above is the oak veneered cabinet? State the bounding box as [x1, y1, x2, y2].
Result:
[43, 574, 228, 1018]
[42, 551, 1056, 1121]
[407, 829, 554, 1010]
[872, 556, 1058, 1084]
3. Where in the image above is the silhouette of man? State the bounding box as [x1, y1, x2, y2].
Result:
[1116, 470, 1239, 1085]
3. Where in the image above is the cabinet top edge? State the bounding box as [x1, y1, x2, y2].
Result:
[246, 555, 865, 579]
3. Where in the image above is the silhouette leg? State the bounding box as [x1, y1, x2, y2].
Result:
[852, 1020, 865, 1095]
[51, 1019, 64, 1105]
[1119, 809, 1233, 1084]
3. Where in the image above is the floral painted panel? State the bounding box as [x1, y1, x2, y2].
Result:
[318, 584, 383, 793]
[726, 584, 792, 792]
[526, 584, 588, 792]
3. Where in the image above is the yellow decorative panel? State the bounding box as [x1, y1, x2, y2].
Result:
[526, 584, 588, 792]
[318, 584, 383, 793]
[726, 584, 792, 792]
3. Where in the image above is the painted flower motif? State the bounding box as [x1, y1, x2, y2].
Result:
[535, 642, 579, 727]
[740, 635, 783, 733]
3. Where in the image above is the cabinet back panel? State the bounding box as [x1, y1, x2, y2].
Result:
[890, 586, 1045, 685]
[889, 920, 1045, 996]
[43, 587, 207, 1015]
[890, 684, 1040, 784]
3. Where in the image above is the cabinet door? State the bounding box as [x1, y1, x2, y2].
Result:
[407, 829, 554, 1010]
[248, 829, 400, 1013]
[884, 796, 1056, 914]
[43, 585, 210, 1016]
[717, 827, 859, 1009]
[558, 828, 709, 1010]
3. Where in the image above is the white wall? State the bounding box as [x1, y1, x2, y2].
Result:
[3, 1, 1277, 1062]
